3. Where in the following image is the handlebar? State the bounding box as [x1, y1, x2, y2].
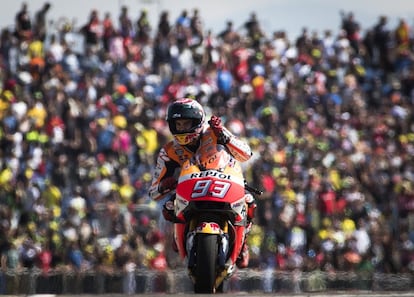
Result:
[245, 183, 264, 196]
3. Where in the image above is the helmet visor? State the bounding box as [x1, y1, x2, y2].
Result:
[168, 118, 202, 135]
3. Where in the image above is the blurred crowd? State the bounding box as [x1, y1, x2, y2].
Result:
[0, 1, 414, 282]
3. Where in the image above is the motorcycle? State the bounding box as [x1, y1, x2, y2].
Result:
[171, 143, 262, 293]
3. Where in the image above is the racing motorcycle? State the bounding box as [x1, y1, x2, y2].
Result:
[171, 143, 262, 293]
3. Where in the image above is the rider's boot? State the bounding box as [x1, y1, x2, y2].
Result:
[236, 240, 250, 268]
[236, 220, 252, 268]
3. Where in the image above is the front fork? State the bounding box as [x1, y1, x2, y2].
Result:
[186, 221, 230, 268]
[185, 220, 246, 269]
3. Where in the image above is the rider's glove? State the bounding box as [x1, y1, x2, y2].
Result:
[159, 177, 177, 193]
[162, 199, 176, 222]
[208, 115, 230, 144]
[245, 193, 256, 222]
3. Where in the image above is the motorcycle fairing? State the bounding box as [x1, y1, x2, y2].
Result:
[172, 143, 250, 291]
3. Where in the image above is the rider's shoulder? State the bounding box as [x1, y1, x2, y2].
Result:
[202, 124, 215, 136]
[163, 140, 176, 151]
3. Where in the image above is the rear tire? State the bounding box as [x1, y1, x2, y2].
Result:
[194, 234, 218, 293]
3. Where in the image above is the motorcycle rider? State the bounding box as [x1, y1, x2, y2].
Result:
[149, 98, 256, 268]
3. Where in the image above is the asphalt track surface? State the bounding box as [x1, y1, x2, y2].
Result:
[140, 291, 414, 297]
[9, 293, 412, 297]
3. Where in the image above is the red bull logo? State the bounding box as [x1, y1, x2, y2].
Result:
[196, 222, 221, 234]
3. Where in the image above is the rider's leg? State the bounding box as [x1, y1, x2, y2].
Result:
[157, 194, 178, 252]
[236, 194, 257, 268]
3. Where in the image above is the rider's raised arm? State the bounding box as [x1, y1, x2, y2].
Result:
[208, 115, 252, 162]
[220, 126, 252, 162]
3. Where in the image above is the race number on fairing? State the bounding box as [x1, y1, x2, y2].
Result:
[191, 179, 231, 199]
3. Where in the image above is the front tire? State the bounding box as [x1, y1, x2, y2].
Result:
[194, 234, 218, 293]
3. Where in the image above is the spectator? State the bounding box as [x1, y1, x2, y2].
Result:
[0, 4, 413, 287]
[189, 8, 204, 48]
[218, 20, 240, 45]
[340, 11, 361, 55]
[118, 6, 134, 40]
[136, 9, 151, 45]
[33, 2, 51, 41]
[102, 12, 116, 52]
[80, 9, 102, 53]
[14, 2, 32, 42]
[243, 12, 265, 50]
[373, 15, 393, 72]
[157, 10, 171, 38]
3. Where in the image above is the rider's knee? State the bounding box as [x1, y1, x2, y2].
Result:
[245, 193, 256, 221]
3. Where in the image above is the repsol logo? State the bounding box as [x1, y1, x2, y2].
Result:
[190, 170, 231, 180]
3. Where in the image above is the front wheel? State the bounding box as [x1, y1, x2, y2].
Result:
[194, 234, 218, 293]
